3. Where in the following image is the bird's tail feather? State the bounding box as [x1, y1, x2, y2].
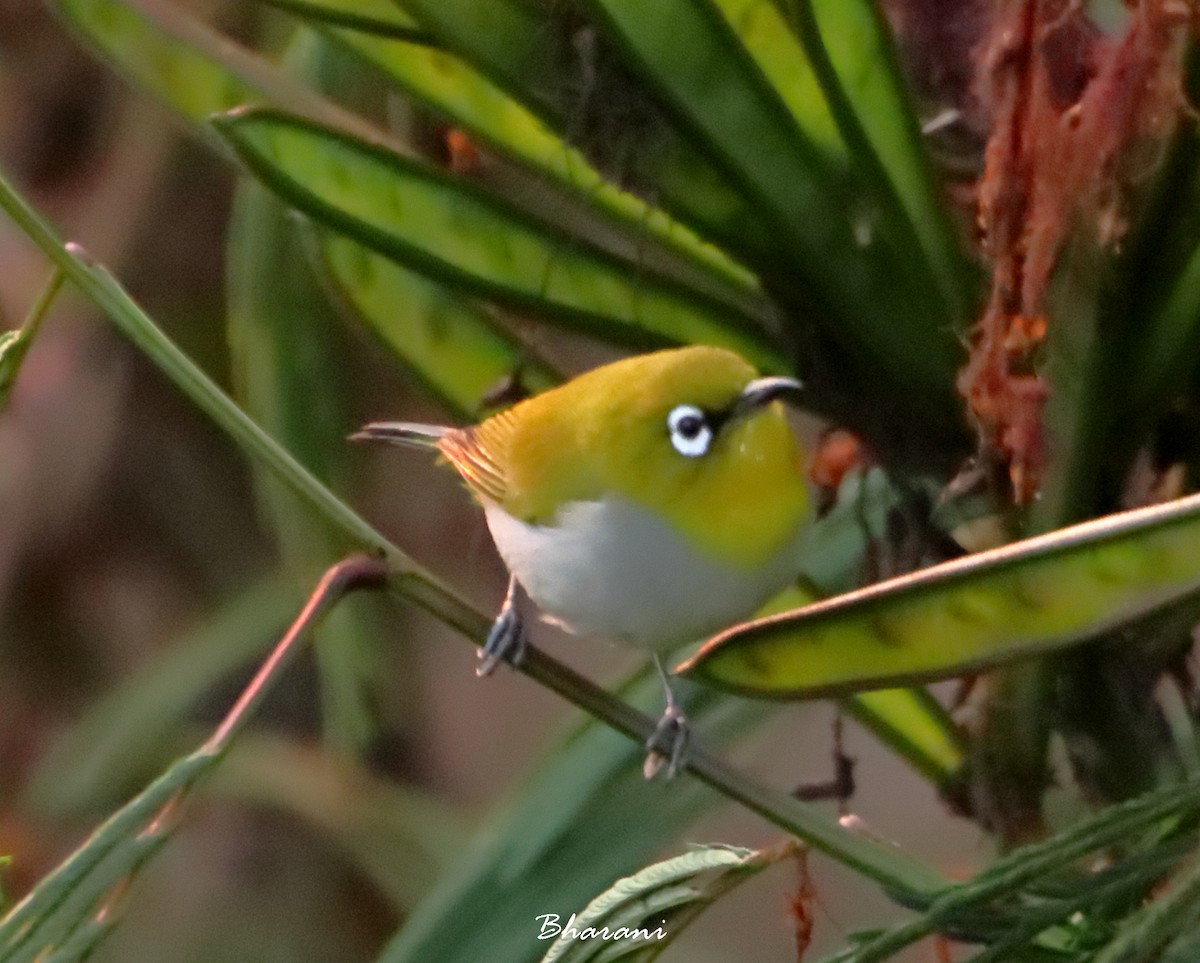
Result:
[351, 421, 448, 449]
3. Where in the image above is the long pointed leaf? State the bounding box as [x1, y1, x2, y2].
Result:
[215, 108, 785, 369]
[395, 0, 782, 272]
[584, 0, 961, 397]
[52, 0, 371, 149]
[291, 3, 761, 301]
[317, 232, 561, 417]
[682, 491, 1200, 697]
[796, 0, 972, 326]
[711, 0, 842, 155]
[259, 0, 431, 42]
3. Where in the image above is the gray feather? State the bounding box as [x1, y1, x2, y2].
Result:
[351, 421, 449, 449]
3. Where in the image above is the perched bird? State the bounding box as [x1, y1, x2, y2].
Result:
[355, 345, 810, 776]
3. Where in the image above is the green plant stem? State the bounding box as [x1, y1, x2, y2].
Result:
[21, 268, 65, 344]
[0, 268, 63, 402]
[0, 168, 949, 901]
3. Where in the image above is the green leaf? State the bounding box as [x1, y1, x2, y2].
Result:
[681, 491, 1200, 698]
[53, 0, 388, 153]
[710, 0, 842, 157]
[396, 0, 778, 270]
[0, 270, 63, 409]
[309, 9, 761, 300]
[795, 0, 972, 326]
[0, 752, 215, 963]
[754, 584, 965, 789]
[258, 0, 433, 43]
[584, 0, 961, 397]
[378, 676, 775, 963]
[317, 232, 561, 417]
[215, 107, 785, 369]
[228, 178, 381, 747]
[56, 0, 558, 436]
[55, 0, 262, 134]
[537, 842, 791, 963]
[844, 689, 964, 788]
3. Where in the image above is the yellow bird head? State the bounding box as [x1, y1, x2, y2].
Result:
[442, 345, 809, 570]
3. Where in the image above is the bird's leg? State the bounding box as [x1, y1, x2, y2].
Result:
[793, 712, 856, 810]
[644, 655, 690, 779]
[477, 575, 527, 677]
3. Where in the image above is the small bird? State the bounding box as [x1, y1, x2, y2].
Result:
[355, 346, 810, 776]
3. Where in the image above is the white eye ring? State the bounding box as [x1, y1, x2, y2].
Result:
[667, 404, 713, 458]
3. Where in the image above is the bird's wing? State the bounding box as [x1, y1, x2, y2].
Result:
[437, 425, 508, 504]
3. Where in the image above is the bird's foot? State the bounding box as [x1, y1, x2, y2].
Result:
[477, 604, 526, 677]
[643, 703, 690, 780]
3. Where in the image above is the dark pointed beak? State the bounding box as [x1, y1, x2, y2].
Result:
[732, 376, 804, 419]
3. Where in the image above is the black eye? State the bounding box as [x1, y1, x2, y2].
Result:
[667, 404, 713, 457]
[676, 414, 703, 438]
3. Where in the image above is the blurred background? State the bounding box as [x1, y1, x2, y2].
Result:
[0, 2, 988, 960]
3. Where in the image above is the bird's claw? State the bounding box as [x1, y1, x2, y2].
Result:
[477, 604, 526, 677]
[643, 703, 690, 780]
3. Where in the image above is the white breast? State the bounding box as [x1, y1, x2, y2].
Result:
[483, 496, 801, 651]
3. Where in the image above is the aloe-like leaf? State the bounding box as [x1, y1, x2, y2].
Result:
[537, 842, 792, 963]
[583, 0, 961, 397]
[394, 0, 789, 274]
[54, 0, 551, 425]
[755, 583, 965, 789]
[845, 689, 964, 788]
[53, 0, 395, 156]
[296, 5, 761, 302]
[215, 108, 785, 369]
[259, 0, 432, 42]
[317, 233, 561, 417]
[711, 0, 842, 156]
[795, 0, 972, 326]
[681, 491, 1200, 697]
[780, 469, 966, 783]
[54, 0, 271, 141]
